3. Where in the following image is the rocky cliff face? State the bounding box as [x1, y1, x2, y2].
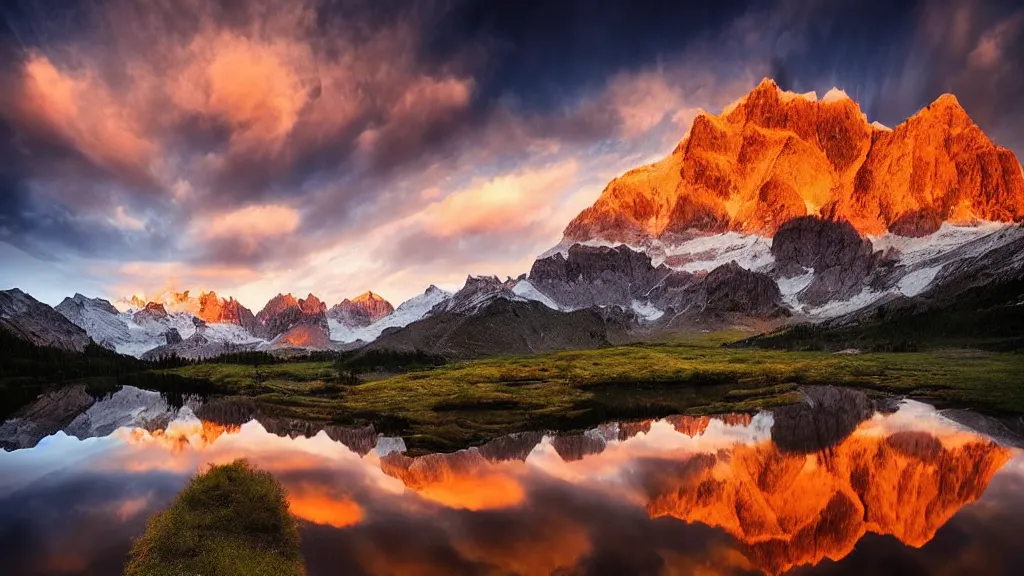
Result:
[0, 289, 92, 352]
[430, 275, 522, 316]
[132, 302, 169, 323]
[529, 245, 680, 309]
[565, 78, 1024, 242]
[529, 242, 787, 324]
[328, 291, 395, 327]
[197, 291, 258, 333]
[770, 216, 882, 306]
[684, 261, 788, 318]
[255, 293, 329, 342]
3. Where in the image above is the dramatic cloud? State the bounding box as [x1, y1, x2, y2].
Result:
[1, 0, 1022, 308]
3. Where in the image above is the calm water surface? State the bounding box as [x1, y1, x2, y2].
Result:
[1, 385, 1022, 575]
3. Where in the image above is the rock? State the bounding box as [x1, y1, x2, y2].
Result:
[133, 302, 169, 323]
[771, 216, 879, 306]
[327, 291, 395, 327]
[888, 207, 943, 237]
[164, 328, 183, 345]
[429, 275, 519, 315]
[255, 293, 329, 340]
[699, 262, 788, 317]
[197, 291, 257, 332]
[770, 386, 879, 453]
[529, 245, 682, 309]
[654, 262, 788, 321]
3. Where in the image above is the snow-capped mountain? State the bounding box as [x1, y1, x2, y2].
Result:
[54, 292, 262, 358]
[526, 79, 1024, 330]
[54, 294, 130, 350]
[429, 275, 527, 315]
[6, 79, 1023, 361]
[329, 285, 450, 343]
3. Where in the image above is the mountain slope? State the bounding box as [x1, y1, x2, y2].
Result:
[363, 298, 629, 360]
[0, 289, 92, 352]
[55, 294, 131, 350]
[565, 78, 1024, 243]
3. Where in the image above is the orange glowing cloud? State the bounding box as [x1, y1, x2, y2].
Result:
[11, 54, 154, 178]
[200, 204, 301, 240]
[172, 31, 318, 150]
[421, 160, 578, 237]
[605, 70, 688, 137]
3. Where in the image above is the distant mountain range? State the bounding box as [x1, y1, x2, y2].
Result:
[2, 79, 1023, 358]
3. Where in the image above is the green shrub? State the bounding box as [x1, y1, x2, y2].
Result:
[124, 460, 303, 576]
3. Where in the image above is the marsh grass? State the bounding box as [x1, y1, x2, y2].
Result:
[124, 460, 302, 576]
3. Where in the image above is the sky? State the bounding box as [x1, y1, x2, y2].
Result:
[0, 0, 1022, 309]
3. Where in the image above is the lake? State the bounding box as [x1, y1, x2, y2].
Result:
[1, 385, 1022, 575]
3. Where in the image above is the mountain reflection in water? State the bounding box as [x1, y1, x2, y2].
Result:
[1, 386, 1022, 575]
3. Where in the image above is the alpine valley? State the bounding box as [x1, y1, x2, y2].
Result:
[4, 79, 1023, 360]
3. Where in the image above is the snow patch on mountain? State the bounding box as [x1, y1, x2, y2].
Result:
[821, 87, 851, 104]
[115, 312, 199, 357]
[871, 222, 1015, 266]
[777, 268, 815, 308]
[662, 233, 774, 273]
[55, 295, 130, 350]
[897, 266, 942, 297]
[540, 232, 774, 273]
[805, 287, 886, 319]
[511, 280, 560, 310]
[204, 323, 264, 345]
[631, 300, 664, 321]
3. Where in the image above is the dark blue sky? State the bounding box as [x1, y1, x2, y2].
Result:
[0, 0, 1021, 306]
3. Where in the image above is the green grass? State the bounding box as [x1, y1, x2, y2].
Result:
[149, 333, 1024, 453]
[124, 460, 303, 576]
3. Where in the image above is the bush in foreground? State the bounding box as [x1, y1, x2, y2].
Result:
[124, 459, 303, 576]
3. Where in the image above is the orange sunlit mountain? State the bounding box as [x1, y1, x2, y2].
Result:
[565, 78, 1024, 242]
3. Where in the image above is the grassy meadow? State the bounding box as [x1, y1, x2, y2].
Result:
[152, 331, 1024, 452]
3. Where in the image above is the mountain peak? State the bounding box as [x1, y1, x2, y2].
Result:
[352, 290, 384, 303]
[821, 86, 852, 104]
[931, 92, 963, 110]
[328, 291, 394, 327]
